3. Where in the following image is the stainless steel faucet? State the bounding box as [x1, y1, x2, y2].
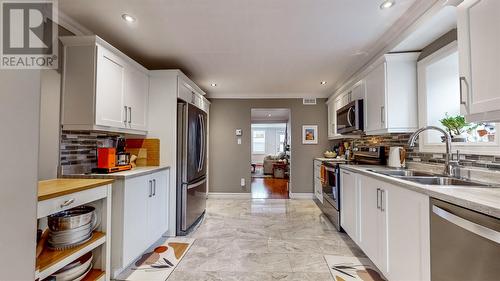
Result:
[408, 126, 458, 176]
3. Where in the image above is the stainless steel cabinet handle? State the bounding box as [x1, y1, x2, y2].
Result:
[380, 189, 385, 212]
[60, 198, 75, 208]
[459, 77, 469, 106]
[380, 106, 385, 124]
[376, 188, 380, 209]
[152, 179, 156, 196]
[433, 205, 500, 244]
[148, 180, 152, 197]
[128, 106, 132, 124]
[124, 106, 128, 123]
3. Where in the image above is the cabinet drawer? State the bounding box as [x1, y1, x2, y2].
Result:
[38, 185, 108, 218]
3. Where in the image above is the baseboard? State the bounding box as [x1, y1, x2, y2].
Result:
[207, 192, 252, 199]
[289, 192, 314, 199]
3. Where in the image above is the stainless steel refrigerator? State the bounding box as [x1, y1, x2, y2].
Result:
[176, 99, 208, 235]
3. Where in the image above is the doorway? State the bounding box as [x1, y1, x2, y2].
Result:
[250, 108, 291, 199]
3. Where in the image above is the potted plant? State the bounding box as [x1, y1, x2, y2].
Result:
[439, 114, 476, 142]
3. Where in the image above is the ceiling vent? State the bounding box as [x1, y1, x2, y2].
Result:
[303, 98, 317, 105]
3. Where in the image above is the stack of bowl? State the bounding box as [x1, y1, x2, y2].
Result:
[47, 206, 96, 250]
[47, 252, 93, 281]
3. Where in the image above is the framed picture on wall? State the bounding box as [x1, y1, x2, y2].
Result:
[302, 125, 318, 144]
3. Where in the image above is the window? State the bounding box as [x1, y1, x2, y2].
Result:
[417, 41, 498, 154]
[278, 133, 286, 153]
[252, 130, 265, 154]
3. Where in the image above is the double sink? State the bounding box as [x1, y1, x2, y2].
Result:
[367, 169, 494, 187]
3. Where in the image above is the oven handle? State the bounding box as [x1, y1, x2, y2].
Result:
[324, 166, 336, 172]
[432, 205, 500, 244]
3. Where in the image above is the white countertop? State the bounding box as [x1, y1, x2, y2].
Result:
[341, 164, 500, 219]
[63, 166, 170, 180]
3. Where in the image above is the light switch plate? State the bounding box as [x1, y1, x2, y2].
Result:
[237, 138, 242, 145]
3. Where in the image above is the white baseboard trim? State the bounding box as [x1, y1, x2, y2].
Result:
[207, 192, 252, 199]
[289, 192, 314, 199]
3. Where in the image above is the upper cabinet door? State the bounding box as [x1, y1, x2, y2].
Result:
[365, 63, 387, 133]
[351, 81, 366, 101]
[125, 67, 149, 131]
[95, 45, 126, 128]
[458, 0, 500, 120]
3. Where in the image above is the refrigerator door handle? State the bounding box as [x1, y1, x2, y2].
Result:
[200, 114, 205, 170]
[187, 179, 206, 190]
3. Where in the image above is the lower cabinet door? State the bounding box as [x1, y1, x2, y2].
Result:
[385, 183, 430, 281]
[148, 171, 169, 242]
[122, 175, 149, 266]
[340, 170, 357, 241]
[359, 176, 380, 265]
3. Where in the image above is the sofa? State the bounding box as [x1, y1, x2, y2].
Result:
[263, 153, 287, 175]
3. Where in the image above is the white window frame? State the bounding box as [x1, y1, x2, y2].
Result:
[417, 41, 500, 155]
[252, 130, 266, 154]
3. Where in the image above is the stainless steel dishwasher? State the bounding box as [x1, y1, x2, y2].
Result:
[431, 198, 500, 281]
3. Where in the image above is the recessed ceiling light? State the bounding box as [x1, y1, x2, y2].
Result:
[320, 81, 327, 85]
[210, 83, 217, 87]
[267, 114, 272, 117]
[380, 0, 395, 9]
[121, 14, 136, 23]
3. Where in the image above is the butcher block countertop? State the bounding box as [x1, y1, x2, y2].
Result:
[38, 178, 115, 201]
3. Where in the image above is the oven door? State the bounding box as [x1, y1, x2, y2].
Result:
[322, 165, 339, 210]
[336, 100, 363, 134]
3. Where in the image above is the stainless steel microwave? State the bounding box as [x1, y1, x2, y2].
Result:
[336, 99, 364, 134]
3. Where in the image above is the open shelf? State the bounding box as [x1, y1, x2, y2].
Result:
[82, 269, 106, 281]
[35, 231, 106, 280]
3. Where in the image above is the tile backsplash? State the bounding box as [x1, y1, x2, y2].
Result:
[59, 131, 121, 175]
[331, 133, 500, 171]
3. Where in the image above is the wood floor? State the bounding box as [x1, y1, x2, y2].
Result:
[251, 178, 289, 199]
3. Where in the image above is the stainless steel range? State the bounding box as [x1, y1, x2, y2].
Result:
[314, 146, 385, 231]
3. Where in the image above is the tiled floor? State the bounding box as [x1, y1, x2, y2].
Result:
[169, 199, 365, 281]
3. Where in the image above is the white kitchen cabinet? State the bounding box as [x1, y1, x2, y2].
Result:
[95, 46, 126, 128]
[111, 169, 170, 277]
[313, 160, 323, 203]
[121, 175, 149, 268]
[358, 175, 381, 265]
[385, 182, 430, 281]
[340, 169, 358, 242]
[327, 100, 336, 139]
[364, 53, 420, 135]
[458, 0, 500, 122]
[352, 172, 430, 281]
[124, 66, 149, 131]
[147, 171, 169, 243]
[61, 36, 149, 135]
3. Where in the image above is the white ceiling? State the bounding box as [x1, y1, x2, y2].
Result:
[251, 108, 290, 122]
[59, 0, 418, 98]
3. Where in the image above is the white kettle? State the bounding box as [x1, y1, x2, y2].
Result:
[388, 147, 406, 168]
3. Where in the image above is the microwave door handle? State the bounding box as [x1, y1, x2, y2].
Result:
[346, 107, 354, 127]
[432, 205, 500, 244]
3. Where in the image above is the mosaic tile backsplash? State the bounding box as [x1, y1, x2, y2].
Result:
[331, 133, 500, 171]
[60, 131, 121, 175]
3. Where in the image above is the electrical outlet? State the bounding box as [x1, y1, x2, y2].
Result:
[240, 178, 245, 187]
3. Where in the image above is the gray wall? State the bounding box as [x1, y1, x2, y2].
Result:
[209, 99, 330, 194]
